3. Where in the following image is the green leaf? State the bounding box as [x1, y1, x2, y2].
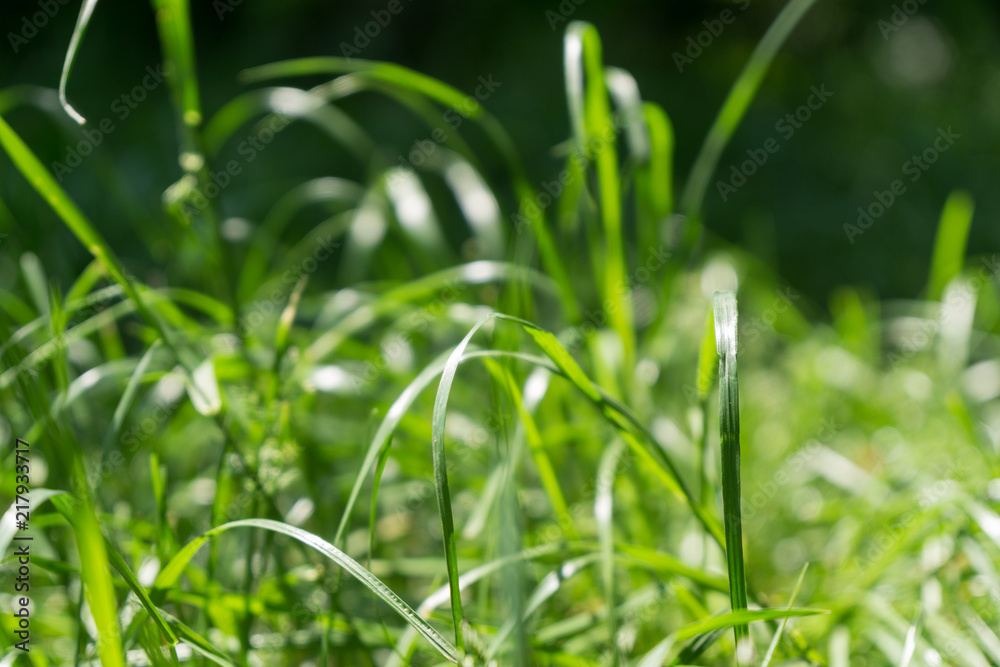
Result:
[680, 0, 820, 227]
[59, 0, 101, 124]
[927, 190, 975, 300]
[713, 290, 750, 659]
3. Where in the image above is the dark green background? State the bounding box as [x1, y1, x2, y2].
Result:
[2, 0, 998, 306]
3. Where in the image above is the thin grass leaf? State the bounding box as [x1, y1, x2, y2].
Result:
[153, 518, 461, 663]
[679, 0, 819, 226]
[59, 0, 101, 124]
[565, 22, 634, 377]
[762, 562, 809, 667]
[927, 190, 975, 300]
[101, 339, 163, 459]
[596, 438, 628, 665]
[713, 290, 750, 659]
[428, 314, 508, 650]
[897, 609, 923, 667]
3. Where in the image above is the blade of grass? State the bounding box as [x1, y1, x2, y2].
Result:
[679, 0, 819, 233]
[927, 190, 975, 300]
[58, 0, 101, 124]
[761, 562, 809, 667]
[153, 518, 461, 663]
[713, 290, 750, 661]
[565, 22, 634, 383]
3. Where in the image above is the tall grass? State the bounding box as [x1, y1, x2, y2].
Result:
[0, 0, 998, 665]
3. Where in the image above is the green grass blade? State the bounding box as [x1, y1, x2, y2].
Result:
[101, 339, 163, 459]
[761, 562, 809, 667]
[429, 315, 506, 650]
[102, 539, 179, 645]
[565, 22, 634, 378]
[596, 438, 627, 664]
[48, 494, 126, 667]
[679, 0, 819, 226]
[927, 190, 975, 300]
[153, 518, 461, 663]
[59, 0, 100, 124]
[713, 290, 750, 660]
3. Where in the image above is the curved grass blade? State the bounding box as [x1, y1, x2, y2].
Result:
[153, 518, 461, 663]
[713, 291, 750, 660]
[59, 0, 100, 124]
[679, 0, 819, 228]
[428, 313, 508, 650]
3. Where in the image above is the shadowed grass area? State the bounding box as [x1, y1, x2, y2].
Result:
[0, 0, 998, 665]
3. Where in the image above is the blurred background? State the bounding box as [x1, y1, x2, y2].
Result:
[1, 0, 998, 305]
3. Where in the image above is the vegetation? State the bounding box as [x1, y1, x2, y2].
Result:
[0, 0, 998, 665]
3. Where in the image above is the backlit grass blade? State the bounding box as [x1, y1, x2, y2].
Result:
[154, 519, 461, 663]
[59, 0, 100, 124]
[713, 290, 750, 660]
[927, 190, 974, 300]
[635, 102, 674, 264]
[679, 0, 819, 229]
[565, 22, 634, 377]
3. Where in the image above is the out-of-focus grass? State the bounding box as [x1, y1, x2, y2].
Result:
[0, 0, 998, 665]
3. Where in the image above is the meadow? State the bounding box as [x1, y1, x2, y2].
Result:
[0, 0, 999, 665]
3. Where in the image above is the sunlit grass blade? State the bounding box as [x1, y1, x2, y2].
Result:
[713, 290, 750, 660]
[926, 189, 974, 300]
[565, 22, 634, 380]
[153, 518, 461, 663]
[58, 0, 100, 124]
[679, 0, 820, 230]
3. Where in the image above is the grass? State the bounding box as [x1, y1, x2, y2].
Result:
[0, 0, 999, 665]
